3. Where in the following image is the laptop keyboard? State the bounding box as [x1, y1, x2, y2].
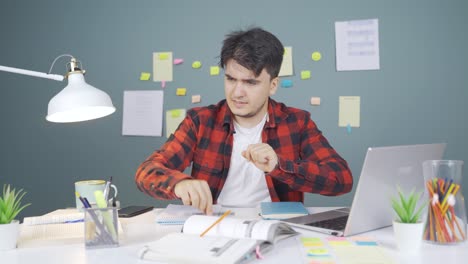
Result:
[306, 215, 349, 230]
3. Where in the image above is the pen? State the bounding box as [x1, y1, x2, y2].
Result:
[103, 176, 113, 206]
[76, 192, 114, 243]
[199, 210, 231, 237]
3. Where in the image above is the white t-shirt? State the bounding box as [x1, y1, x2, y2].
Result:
[217, 114, 271, 207]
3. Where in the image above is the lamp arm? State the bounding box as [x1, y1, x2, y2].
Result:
[0, 65, 64, 81]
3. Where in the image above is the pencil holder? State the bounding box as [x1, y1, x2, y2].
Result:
[84, 207, 119, 248]
[423, 160, 467, 244]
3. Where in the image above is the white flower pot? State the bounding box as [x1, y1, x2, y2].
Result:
[0, 220, 20, 250]
[393, 220, 424, 253]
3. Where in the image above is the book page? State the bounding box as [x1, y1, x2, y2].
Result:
[140, 233, 259, 264]
[183, 215, 280, 241]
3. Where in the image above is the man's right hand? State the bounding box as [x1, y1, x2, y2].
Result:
[174, 179, 213, 215]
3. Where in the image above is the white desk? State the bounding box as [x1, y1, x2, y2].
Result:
[3, 207, 467, 264]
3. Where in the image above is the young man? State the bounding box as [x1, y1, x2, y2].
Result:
[135, 27, 353, 214]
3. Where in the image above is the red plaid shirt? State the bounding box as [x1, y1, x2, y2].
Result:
[135, 99, 353, 203]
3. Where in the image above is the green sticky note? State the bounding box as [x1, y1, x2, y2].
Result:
[140, 72, 151, 81]
[312, 51, 322, 61]
[192, 61, 202, 69]
[159, 53, 169, 60]
[300, 70, 311, 80]
[170, 109, 181, 117]
[210, 66, 220, 75]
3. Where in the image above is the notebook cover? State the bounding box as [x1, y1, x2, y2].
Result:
[260, 202, 309, 220]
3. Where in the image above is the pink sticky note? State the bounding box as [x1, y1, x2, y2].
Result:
[174, 58, 184, 65]
[161, 81, 166, 88]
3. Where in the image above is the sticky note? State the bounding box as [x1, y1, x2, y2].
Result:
[153, 52, 173, 81]
[310, 97, 321, 106]
[328, 240, 352, 246]
[339, 96, 360, 127]
[356, 241, 378, 246]
[301, 70, 311, 80]
[161, 81, 166, 88]
[170, 109, 181, 118]
[192, 61, 202, 69]
[301, 237, 322, 243]
[140, 72, 151, 81]
[176, 88, 186, 96]
[307, 248, 329, 256]
[158, 53, 169, 60]
[210, 66, 220, 76]
[347, 124, 352, 134]
[281, 79, 293, 88]
[192, 95, 201, 103]
[312, 51, 322, 61]
[326, 237, 347, 241]
[165, 109, 186, 138]
[302, 241, 324, 247]
[279, 46, 293, 76]
[173, 58, 184, 65]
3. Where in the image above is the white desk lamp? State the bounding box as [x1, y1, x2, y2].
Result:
[0, 54, 116, 123]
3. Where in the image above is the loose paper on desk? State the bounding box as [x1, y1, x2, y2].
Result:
[122, 90, 164, 136]
[165, 109, 186, 138]
[339, 96, 360, 127]
[279, 46, 293, 76]
[153, 52, 173, 82]
[335, 18, 380, 71]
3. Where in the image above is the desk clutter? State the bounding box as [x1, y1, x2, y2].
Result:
[19, 208, 123, 248]
[140, 214, 299, 263]
[299, 236, 395, 264]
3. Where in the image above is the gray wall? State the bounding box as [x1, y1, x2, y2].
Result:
[1, 0, 467, 219]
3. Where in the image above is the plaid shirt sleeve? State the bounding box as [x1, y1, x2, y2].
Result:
[266, 109, 353, 197]
[135, 115, 197, 200]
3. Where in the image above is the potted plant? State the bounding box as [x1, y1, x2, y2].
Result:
[0, 184, 31, 250]
[391, 186, 426, 252]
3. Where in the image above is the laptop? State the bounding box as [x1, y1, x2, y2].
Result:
[282, 143, 446, 236]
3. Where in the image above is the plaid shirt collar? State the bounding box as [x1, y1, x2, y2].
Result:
[220, 98, 289, 133]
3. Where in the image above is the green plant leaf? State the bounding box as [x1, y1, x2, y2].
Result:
[0, 184, 31, 224]
[392, 186, 425, 223]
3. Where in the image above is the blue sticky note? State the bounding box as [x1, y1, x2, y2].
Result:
[346, 124, 352, 134]
[281, 79, 293, 88]
[356, 241, 378, 246]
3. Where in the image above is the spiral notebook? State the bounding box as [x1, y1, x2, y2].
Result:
[155, 204, 233, 225]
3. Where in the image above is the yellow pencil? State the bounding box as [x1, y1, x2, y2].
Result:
[200, 210, 232, 237]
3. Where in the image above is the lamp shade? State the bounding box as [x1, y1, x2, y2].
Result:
[46, 72, 115, 123]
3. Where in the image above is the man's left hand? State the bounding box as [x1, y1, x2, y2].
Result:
[241, 143, 278, 173]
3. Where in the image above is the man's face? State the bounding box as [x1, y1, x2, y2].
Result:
[224, 60, 278, 127]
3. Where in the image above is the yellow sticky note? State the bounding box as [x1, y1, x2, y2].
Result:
[192, 61, 202, 69]
[165, 109, 186, 138]
[140, 72, 151, 81]
[339, 96, 360, 127]
[153, 52, 173, 81]
[312, 51, 322, 61]
[279, 46, 293, 76]
[159, 53, 169, 60]
[192, 95, 201, 103]
[210, 66, 220, 76]
[301, 70, 311, 80]
[176, 88, 186, 96]
[328, 240, 353, 246]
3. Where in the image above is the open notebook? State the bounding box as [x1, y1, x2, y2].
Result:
[140, 214, 298, 263]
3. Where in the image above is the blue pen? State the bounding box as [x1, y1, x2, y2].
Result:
[65, 219, 84, 223]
